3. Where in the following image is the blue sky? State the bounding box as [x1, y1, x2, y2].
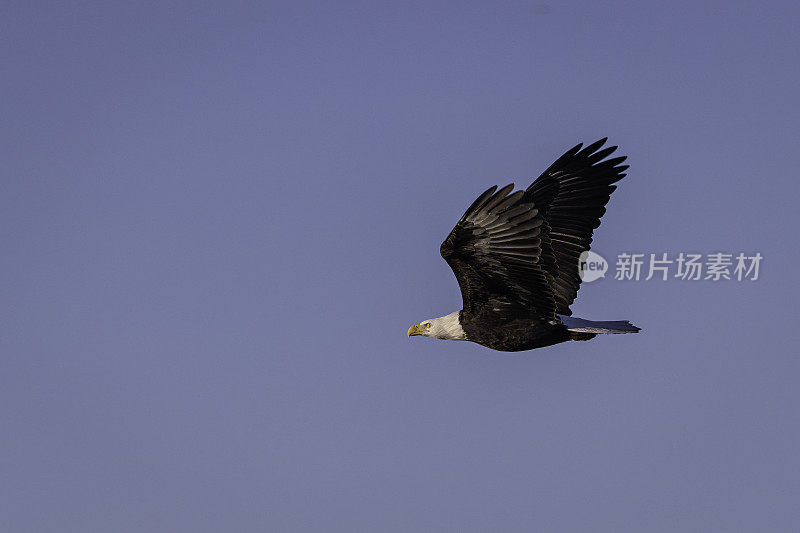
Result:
[2, 1, 799, 531]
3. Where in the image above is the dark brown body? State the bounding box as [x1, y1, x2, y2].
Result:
[458, 312, 583, 352]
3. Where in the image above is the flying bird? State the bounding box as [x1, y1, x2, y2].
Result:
[408, 138, 640, 351]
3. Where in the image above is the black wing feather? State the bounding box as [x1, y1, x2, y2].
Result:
[439, 139, 629, 322]
[440, 185, 557, 323]
[524, 138, 628, 315]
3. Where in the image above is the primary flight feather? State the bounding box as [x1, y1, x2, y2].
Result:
[408, 138, 640, 351]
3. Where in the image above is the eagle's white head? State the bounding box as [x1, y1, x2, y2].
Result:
[407, 311, 466, 341]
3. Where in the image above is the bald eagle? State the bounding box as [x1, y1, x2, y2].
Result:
[408, 138, 640, 352]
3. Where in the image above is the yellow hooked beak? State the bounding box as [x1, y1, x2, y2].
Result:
[407, 323, 429, 338]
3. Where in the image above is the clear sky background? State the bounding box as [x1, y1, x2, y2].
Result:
[2, 1, 799, 531]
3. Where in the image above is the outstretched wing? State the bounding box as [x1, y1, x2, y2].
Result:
[440, 184, 557, 323]
[525, 138, 629, 315]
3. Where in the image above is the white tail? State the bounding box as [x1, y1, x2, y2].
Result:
[558, 315, 641, 334]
